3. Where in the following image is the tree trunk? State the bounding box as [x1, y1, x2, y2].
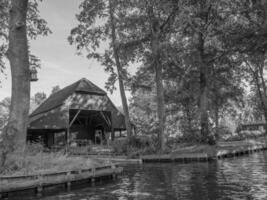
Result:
[109, 0, 133, 140]
[5, 0, 30, 153]
[185, 105, 193, 134]
[155, 56, 165, 151]
[256, 52, 267, 122]
[151, 33, 165, 151]
[214, 105, 219, 130]
[198, 32, 210, 144]
[253, 70, 266, 118]
[146, 3, 166, 151]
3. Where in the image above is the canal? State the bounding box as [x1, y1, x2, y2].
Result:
[18, 151, 267, 200]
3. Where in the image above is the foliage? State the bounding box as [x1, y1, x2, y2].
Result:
[127, 0, 267, 146]
[30, 91, 47, 113]
[0, 0, 51, 78]
[51, 85, 61, 94]
[0, 97, 10, 130]
[111, 136, 158, 157]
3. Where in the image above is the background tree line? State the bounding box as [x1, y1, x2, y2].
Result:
[69, 0, 267, 150]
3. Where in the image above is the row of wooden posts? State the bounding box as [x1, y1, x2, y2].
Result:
[0, 165, 123, 199]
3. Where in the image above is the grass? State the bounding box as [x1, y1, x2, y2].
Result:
[170, 136, 267, 156]
[0, 144, 109, 177]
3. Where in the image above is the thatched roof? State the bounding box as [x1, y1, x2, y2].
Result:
[31, 78, 107, 117]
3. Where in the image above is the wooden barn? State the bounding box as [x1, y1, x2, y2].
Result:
[27, 78, 128, 148]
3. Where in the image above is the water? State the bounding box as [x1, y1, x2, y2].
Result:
[22, 152, 267, 199]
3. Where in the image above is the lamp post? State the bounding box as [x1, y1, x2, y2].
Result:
[30, 66, 38, 82]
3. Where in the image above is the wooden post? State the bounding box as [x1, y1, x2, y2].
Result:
[0, 193, 8, 200]
[36, 186, 42, 196]
[108, 112, 114, 141]
[66, 182, 71, 190]
[112, 165, 116, 180]
[133, 125, 137, 136]
[91, 168, 95, 186]
[36, 175, 43, 197]
[65, 128, 70, 152]
[91, 177, 95, 186]
[66, 172, 71, 190]
[111, 128, 115, 141]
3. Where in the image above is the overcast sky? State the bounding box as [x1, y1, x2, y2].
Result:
[0, 0, 135, 106]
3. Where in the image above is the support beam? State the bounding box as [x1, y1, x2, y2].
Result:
[111, 128, 115, 141]
[100, 111, 112, 128]
[66, 128, 69, 151]
[69, 109, 81, 128]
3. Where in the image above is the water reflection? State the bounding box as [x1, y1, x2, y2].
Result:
[20, 152, 267, 200]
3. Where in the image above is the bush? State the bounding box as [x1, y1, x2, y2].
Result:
[111, 136, 158, 157]
[222, 128, 266, 142]
[214, 126, 233, 141]
[111, 138, 128, 154]
[175, 129, 202, 143]
[25, 142, 45, 155]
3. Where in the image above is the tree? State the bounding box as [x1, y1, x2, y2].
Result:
[51, 85, 60, 94]
[69, 0, 133, 140]
[0, 0, 51, 79]
[1, 0, 50, 153]
[0, 97, 11, 131]
[30, 92, 47, 113]
[168, 0, 248, 144]
[130, 67, 158, 136]
[32, 92, 46, 105]
[115, 0, 179, 150]
[219, 0, 267, 123]
[6, 0, 31, 152]
[108, 0, 133, 140]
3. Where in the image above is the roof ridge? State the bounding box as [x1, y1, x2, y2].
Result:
[75, 78, 106, 95]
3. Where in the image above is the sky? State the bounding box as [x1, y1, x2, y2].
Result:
[0, 0, 135, 106]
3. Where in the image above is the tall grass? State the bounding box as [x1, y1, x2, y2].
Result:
[0, 143, 105, 176]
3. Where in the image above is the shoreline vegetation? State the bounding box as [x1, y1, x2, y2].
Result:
[1, 136, 266, 177]
[0, 143, 108, 177]
[91, 136, 267, 163]
[171, 137, 267, 156]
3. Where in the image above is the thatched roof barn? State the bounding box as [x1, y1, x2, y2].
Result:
[27, 78, 127, 148]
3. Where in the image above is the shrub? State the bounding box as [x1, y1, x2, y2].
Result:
[111, 136, 158, 157]
[25, 142, 45, 155]
[175, 129, 202, 143]
[214, 126, 233, 141]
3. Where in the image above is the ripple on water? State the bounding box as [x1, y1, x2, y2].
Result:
[16, 151, 267, 200]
